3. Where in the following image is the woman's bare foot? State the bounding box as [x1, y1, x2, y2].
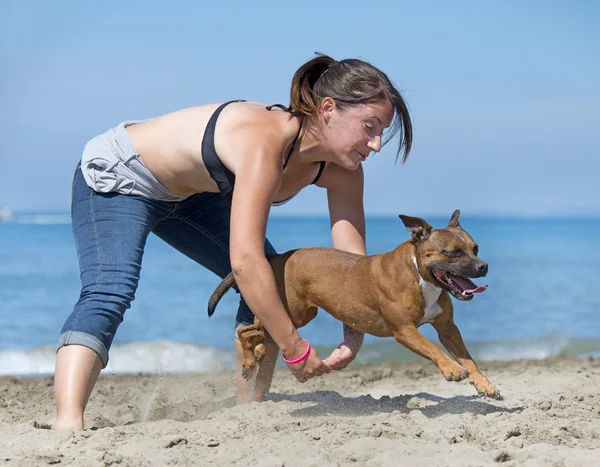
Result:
[53, 415, 83, 432]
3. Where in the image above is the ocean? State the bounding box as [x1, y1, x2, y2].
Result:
[1, 213, 599, 376]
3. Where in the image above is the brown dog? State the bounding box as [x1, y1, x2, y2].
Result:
[208, 210, 500, 399]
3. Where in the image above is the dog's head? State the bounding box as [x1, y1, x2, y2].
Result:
[399, 210, 488, 301]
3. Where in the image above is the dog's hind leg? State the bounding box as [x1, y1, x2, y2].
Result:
[237, 321, 266, 380]
[236, 318, 279, 403]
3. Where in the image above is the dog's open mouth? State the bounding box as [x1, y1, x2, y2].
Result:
[432, 269, 487, 301]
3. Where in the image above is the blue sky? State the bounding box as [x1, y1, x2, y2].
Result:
[1, 0, 598, 217]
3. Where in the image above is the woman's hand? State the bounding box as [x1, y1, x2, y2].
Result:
[285, 344, 331, 383]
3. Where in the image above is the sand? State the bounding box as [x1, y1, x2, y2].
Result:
[1, 357, 599, 466]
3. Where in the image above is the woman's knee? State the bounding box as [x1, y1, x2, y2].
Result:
[59, 286, 136, 367]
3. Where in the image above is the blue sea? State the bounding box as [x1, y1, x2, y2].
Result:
[1, 213, 599, 376]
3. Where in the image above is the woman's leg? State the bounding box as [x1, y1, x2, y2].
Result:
[233, 295, 280, 403]
[234, 338, 279, 403]
[151, 192, 279, 403]
[55, 167, 171, 430]
[54, 346, 103, 431]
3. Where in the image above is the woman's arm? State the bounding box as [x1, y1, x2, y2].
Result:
[228, 125, 330, 381]
[316, 163, 367, 369]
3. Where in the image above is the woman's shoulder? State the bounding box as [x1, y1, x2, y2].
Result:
[225, 101, 293, 127]
[216, 101, 300, 153]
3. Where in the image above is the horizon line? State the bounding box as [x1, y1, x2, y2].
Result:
[2, 210, 600, 221]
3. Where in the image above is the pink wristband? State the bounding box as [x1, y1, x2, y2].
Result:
[282, 340, 311, 365]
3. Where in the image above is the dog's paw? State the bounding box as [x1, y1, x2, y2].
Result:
[471, 377, 502, 399]
[441, 363, 469, 382]
[488, 391, 503, 401]
[241, 364, 254, 380]
[476, 388, 503, 400]
[477, 386, 503, 400]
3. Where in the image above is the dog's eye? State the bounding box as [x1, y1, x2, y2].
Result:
[473, 246, 479, 256]
[442, 249, 462, 257]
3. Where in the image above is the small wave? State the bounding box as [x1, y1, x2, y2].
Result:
[336, 335, 600, 365]
[475, 335, 571, 361]
[577, 351, 600, 360]
[2, 337, 598, 377]
[0, 341, 236, 377]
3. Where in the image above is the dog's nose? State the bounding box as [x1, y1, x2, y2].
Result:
[477, 262, 488, 275]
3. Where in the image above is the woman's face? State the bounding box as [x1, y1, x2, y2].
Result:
[319, 97, 394, 171]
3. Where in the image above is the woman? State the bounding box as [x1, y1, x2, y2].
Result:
[55, 54, 412, 431]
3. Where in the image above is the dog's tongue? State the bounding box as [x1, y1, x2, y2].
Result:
[451, 276, 488, 294]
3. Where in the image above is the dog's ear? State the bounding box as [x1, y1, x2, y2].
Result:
[448, 209, 461, 228]
[399, 215, 433, 242]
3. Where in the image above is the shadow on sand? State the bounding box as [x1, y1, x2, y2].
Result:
[269, 391, 522, 418]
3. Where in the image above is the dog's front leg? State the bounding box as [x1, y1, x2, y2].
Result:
[432, 317, 501, 399]
[323, 324, 364, 370]
[393, 324, 469, 382]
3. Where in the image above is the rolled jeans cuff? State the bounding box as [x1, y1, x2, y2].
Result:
[57, 331, 109, 368]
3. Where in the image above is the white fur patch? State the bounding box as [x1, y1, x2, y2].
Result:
[412, 256, 443, 325]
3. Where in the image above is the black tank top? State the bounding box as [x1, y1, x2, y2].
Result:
[201, 100, 326, 205]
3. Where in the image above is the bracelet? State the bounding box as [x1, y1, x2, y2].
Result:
[282, 340, 311, 365]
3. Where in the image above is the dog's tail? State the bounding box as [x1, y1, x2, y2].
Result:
[208, 272, 237, 318]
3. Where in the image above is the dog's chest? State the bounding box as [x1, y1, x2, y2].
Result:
[412, 257, 443, 325]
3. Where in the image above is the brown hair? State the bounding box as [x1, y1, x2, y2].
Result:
[289, 53, 413, 163]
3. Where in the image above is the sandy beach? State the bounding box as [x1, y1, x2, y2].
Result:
[1, 357, 599, 466]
